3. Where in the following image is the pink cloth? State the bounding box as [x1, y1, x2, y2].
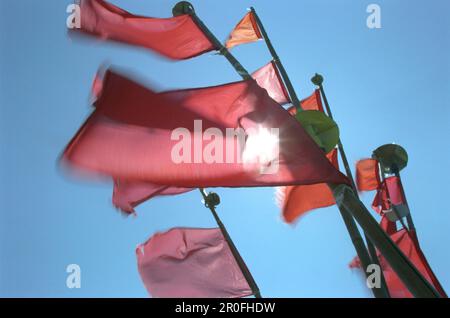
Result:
[251, 61, 290, 105]
[136, 227, 253, 298]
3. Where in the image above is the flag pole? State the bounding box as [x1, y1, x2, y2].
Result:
[311, 74, 390, 297]
[249, 6, 389, 298]
[173, 2, 261, 298]
[249, 7, 300, 109]
[199, 189, 261, 298]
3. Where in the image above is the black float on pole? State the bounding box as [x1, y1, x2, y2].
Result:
[173, 1, 261, 298]
[250, 7, 388, 298]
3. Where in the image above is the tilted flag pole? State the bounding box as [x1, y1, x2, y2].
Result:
[173, 1, 261, 298]
[249, 7, 300, 109]
[311, 74, 390, 297]
[249, 6, 440, 298]
[249, 6, 388, 298]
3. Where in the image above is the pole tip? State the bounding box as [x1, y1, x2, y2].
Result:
[311, 73, 324, 86]
[172, 1, 195, 16]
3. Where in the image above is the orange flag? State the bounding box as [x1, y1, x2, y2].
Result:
[277, 149, 339, 223]
[225, 12, 262, 49]
[355, 158, 380, 192]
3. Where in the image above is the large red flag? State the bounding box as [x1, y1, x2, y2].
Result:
[136, 227, 253, 298]
[371, 176, 406, 215]
[225, 12, 262, 49]
[251, 61, 290, 105]
[73, 0, 215, 60]
[277, 149, 338, 223]
[62, 69, 349, 192]
[355, 158, 380, 192]
[114, 61, 290, 213]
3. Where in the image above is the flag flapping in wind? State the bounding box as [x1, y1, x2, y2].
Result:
[136, 227, 253, 298]
[371, 176, 406, 215]
[350, 217, 447, 298]
[355, 158, 380, 192]
[114, 60, 291, 213]
[276, 149, 338, 223]
[62, 69, 349, 210]
[73, 0, 215, 60]
[276, 90, 338, 224]
[251, 61, 290, 105]
[225, 12, 262, 49]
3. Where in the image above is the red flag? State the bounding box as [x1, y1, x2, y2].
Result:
[350, 217, 447, 298]
[225, 12, 262, 49]
[372, 176, 406, 215]
[74, 0, 215, 60]
[136, 227, 253, 298]
[251, 61, 290, 105]
[355, 158, 380, 192]
[277, 149, 339, 223]
[62, 69, 349, 191]
[288, 89, 323, 115]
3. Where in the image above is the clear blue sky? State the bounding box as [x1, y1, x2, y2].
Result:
[0, 0, 449, 297]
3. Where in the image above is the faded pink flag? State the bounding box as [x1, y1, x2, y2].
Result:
[136, 227, 253, 298]
[251, 61, 290, 105]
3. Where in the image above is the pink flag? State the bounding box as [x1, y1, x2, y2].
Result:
[136, 227, 253, 298]
[251, 61, 290, 105]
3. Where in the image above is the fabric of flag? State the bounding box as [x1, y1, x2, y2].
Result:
[276, 148, 339, 223]
[73, 0, 215, 60]
[225, 12, 262, 49]
[288, 89, 323, 115]
[372, 176, 406, 215]
[136, 227, 253, 298]
[251, 61, 290, 104]
[300, 90, 324, 111]
[62, 69, 349, 193]
[355, 158, 380, 192]
[350, 217, 447, 298]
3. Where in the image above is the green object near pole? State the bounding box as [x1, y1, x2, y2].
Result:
[173, 1, 261, 298]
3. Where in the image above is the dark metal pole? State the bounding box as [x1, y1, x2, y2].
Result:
[250, 7, 300, 109]
[250, 6, 388, 298]
[314, 75, 390, 297]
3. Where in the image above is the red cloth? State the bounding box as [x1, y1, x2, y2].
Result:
[288, 89, 323, 115]
[278, 149, 338, 223]
[63, 69, 349, 192]
[356, 158, 380, 192]
[372, 176, 406, 215]
[136, 227, 253, 298]
[74, 0, 215, 60]
[225, 12, 262, 49]
[251, 61, 290, 105]
[350, 217, 447, 298]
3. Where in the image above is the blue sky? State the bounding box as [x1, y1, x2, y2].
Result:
[0, 0, 449, 297]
